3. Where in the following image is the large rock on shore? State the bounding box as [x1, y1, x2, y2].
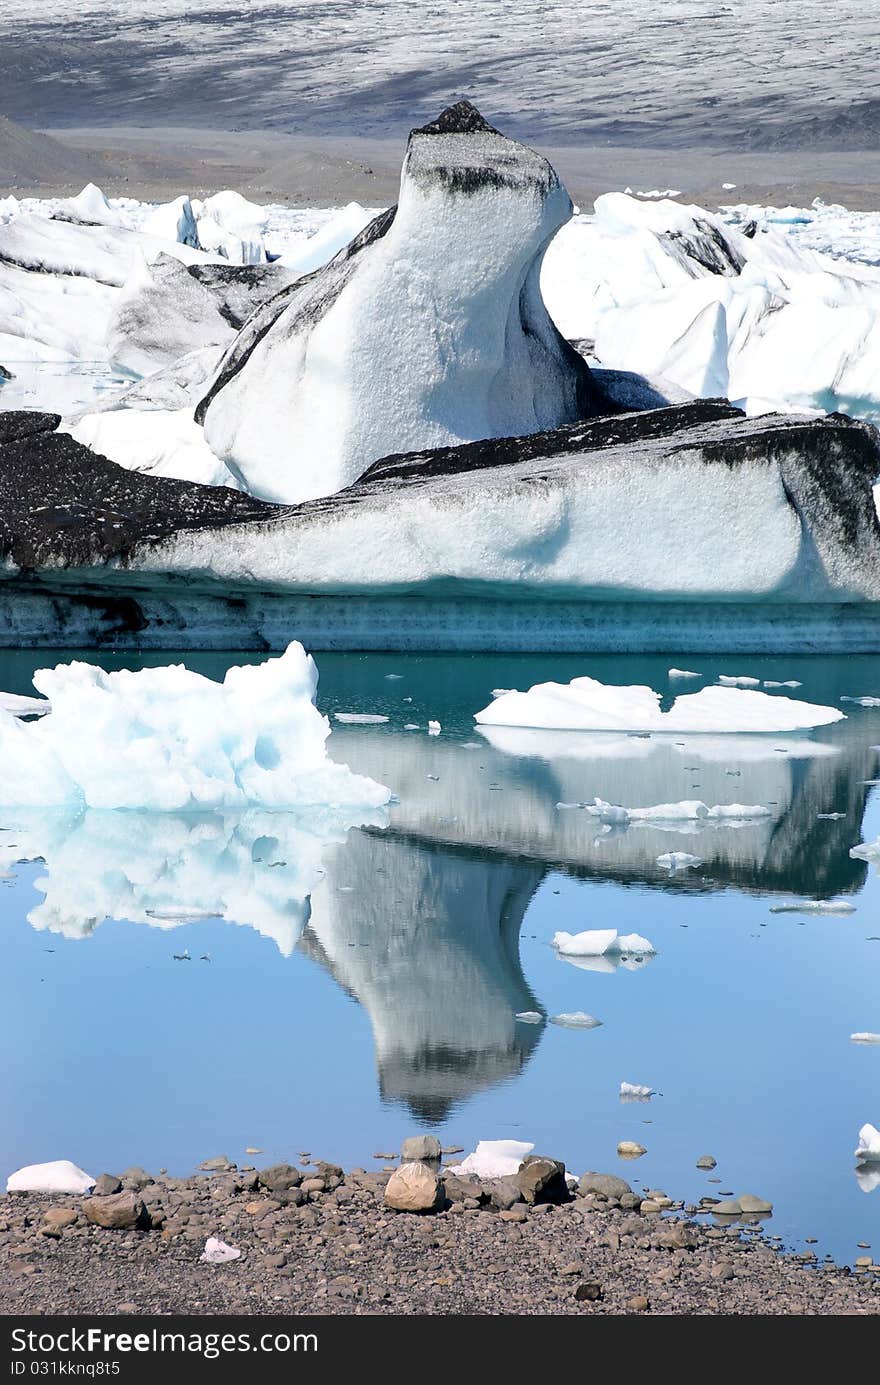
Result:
[197, 100, 598, 503]
[82, 1191, 148, 1230]
[383, 1161, 443, 1213]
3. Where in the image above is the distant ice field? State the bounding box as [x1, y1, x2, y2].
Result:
[0, 1, 878, 149]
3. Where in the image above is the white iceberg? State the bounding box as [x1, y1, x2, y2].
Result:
[657, 851, 703, 872]
[549, 1012, 603, 1029]
[200, 1236, 242, 1263]
[562, 796, 771, 826]
[0, 643, 390, 812]
[515, 1011, 543, 1024]
[620, 1082, 654, 1100]
[855, 1124, 880, 1163]
[0, 692, 50, 717]
[333, 712, 390, 724]
[7, 1159, 95, 1194]
[769, 899, 856, 915]
[850, 839, 880, 864]
[553, 929, 655, 957]
[475, 678, 844, 735]
[669, 668, 700, 680]
[850, 1033, 880, 1044]
[718, 674, 761, 687]
[855, 1164, 880, 1194]
[447, 1139, 534, 1179]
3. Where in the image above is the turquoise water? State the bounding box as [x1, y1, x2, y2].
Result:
[1, 649, 879, 1266]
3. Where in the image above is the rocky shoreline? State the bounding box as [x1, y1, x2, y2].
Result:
[2, 1147, 877, 1316]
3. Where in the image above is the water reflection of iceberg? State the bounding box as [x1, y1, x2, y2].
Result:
[1, 806, 387, 956]
[299, 831, 544, 1121]
[329, 721, 872, 897]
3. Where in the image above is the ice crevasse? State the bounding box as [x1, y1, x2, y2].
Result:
[0, 643, 390, 812]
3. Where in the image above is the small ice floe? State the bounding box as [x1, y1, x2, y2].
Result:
[841, 696, 880, 708]
[7, 1160, 95, 1194]
[722, 182, 737, 190]
[817, 812, 846, 820]
[448, 1139, 534, 1179]
[515, 1011, 543, 1024]
[656, 851, 703, 873]
[333, 712, 390, 724]
[555, 797, 769, 825]
[668, 668, 700, 680]
[549, 1012, 603, 1029]
[384, 674, 403, 680]
[200, 1237, 242, 1264]
[763, 680, 802, 689]
[850, 1033, 880, 1044]
[475, 676, 843, 734]
[0, 692, 51, 718]
[620, 1081, 654, 1101]
[718, 675, 760, 688]
[428, 720, 441, 735]
[553, 929, 655, 958]
[404, 723, 420, 730]
[769, 899, 856, 915]
[854, 1124, 880, 1163]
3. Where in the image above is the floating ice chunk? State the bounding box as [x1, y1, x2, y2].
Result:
[200, 1236, 242, 1263]
[0, 692, 50, 718]
[620, 1082, 654, 1100]
[769, 899, 856, 914]
[669, 668, 700, 679]
[428, 721, 441, 736]
[851, 1033, 880, 1044]
[333, 713, 390, 724]
[855, 1124, 880, 1163]
[817, 812, 846, 820]
[764, 680, 802, 688]
[549, 1012, 603, 1029]
[448, 1139, 535, 1179]
[196, 191, 269, 265]
[657, 851, 703, 872]
[0, 643, 390, 812]
[718, 674, 761, 688]
[722, 183, 737, 191]
[616, 933, 656, 954]
[553, 928, 618, 956]
[7, 1160, 95, 1194]
[475, 678, 844, 734]
[841, 696, 880, 707]
[515, 1011, 543, 1024]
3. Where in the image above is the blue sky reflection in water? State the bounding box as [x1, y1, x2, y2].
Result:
[0, 649, 878, 1265]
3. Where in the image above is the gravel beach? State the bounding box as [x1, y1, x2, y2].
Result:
[2, 1156, 878, 1316]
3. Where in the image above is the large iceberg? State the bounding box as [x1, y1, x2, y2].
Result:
[197, 101, 598, 503]
[0, 643, 390, 811]
[475, 677, 844, 734]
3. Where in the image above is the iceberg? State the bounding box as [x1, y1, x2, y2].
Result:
[769, 899, 856, 914]
[850, 1033, 880, 1044]
[0, 643, 390, 812]
[549, 1012, 603, 1029]
[447, 1139, 534, 1179]
[620, 1082, 654, 1100]
[476, 678, 844, 734]
[657, 851, 703, 872]
[7, 1159, 95, 1194]
[553, 929, 655, 957]
[854, 1124, 880, 1163]
[198, 101, 598, 503]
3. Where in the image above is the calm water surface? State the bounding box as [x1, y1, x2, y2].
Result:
[1, 649, 879, 1266]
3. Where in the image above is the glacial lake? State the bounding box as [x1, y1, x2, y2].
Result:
[1, 648, 879, 1266]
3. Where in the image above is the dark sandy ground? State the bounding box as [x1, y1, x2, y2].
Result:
[4, 120, 880, 210]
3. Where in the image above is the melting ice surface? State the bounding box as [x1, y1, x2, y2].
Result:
[1, 649, 880, 1265]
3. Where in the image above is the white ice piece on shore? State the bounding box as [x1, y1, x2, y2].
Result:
[200, 1236, 242, 1263]
[6, 1160, 95, 1194]
[657, 851, 703, 872]
[620, 1081, 654, 1100]
[769, 899, 856, 914]
[855, 1124, 880, 1162]
[0, 643, 390, 812]
[447, 1139, 535, 1179]
[475, 677, 844, 734]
